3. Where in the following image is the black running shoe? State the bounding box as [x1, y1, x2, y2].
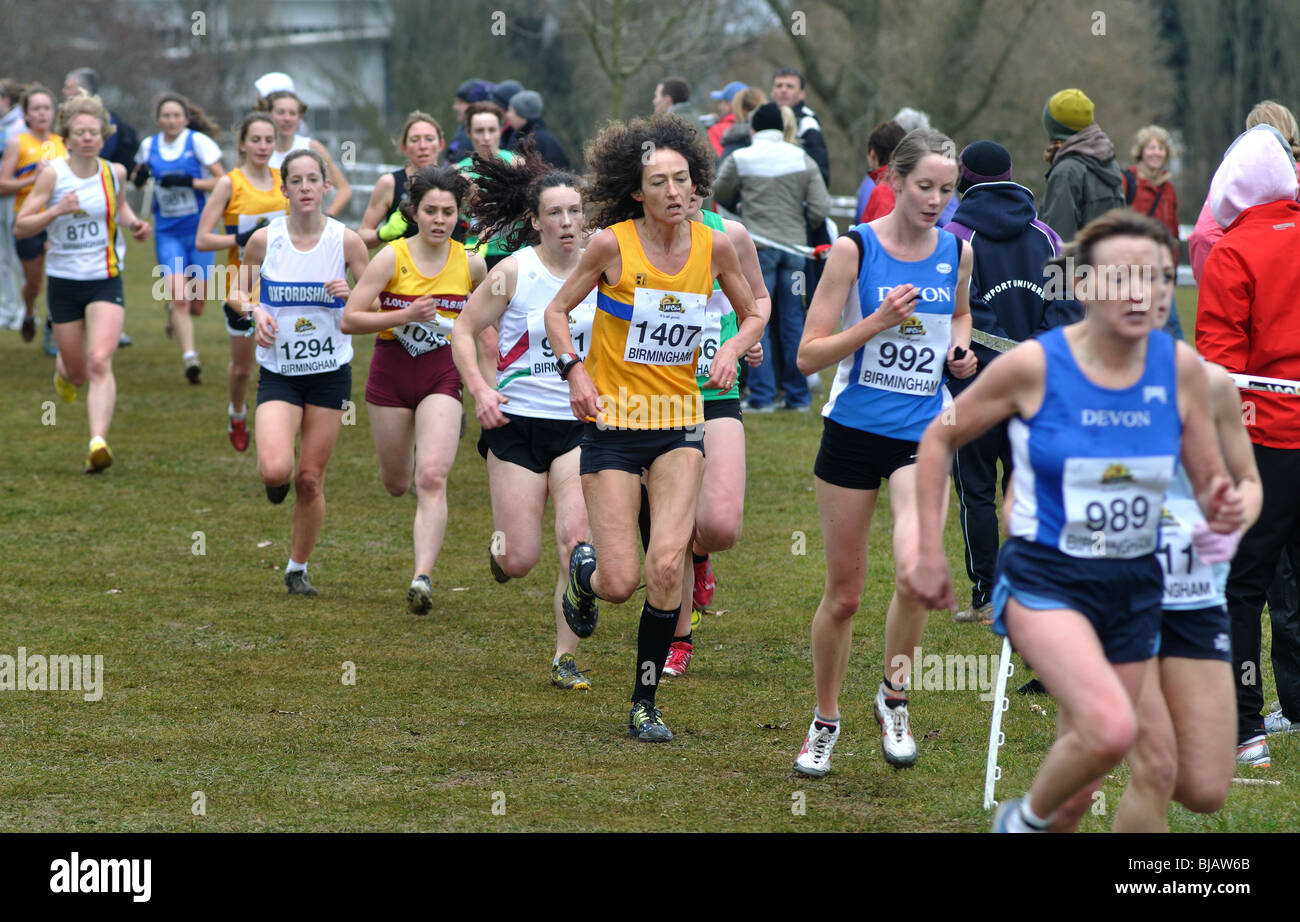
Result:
[285, 570, 318, 596]
[628, 699, 673, 742]
[562, 542, 599, 638]
[488, 547, 510, 584]
[1018, 677, 1048, 696]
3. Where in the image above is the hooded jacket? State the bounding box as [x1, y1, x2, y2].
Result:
[1197, 125, 1300, 448]
[718, 119, 752, 163]
[507, 116, 571, 170]
[943, 182, 1063, 372]
[1039, 123, 1126, 241]
[714, 128, 830, 248]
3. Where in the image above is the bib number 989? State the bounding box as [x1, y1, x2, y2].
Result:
[1084, 496, 1150, 533]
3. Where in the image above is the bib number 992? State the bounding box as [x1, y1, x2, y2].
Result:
[877, 342, 934, 373]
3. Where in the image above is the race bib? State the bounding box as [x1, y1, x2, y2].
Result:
[527, 304, 592, 377]
[859, 312, 950, 396]
[61, 213, 108, 252]
[623, 286, 706, 366]
[1058, 455, 1173, 559]
[695, 310, 723, 379]
[1158, 497, 1219, 606]
[157, 184, 198, 218]
[391, 313, 455, 358]
[274, 311, 340, 375]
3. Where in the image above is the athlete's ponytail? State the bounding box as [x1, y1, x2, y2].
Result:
[468, 139, 585, 251]
[155, 92, 221, 139]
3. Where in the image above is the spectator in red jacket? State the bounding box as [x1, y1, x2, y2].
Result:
[857, 120, 905, 223]
[1123, 125, 1178, 243]
[1197, 123, 1300, 770]
[707, 81, 745, 156]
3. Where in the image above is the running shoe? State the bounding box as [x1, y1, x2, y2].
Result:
[690, 607, 703, 631]
[874, 684, 917, 767]
[407, 574, 432, 614]
[228, 416, 249, 452]
[54, 370, 77, 403]
[118, 332, 133, 348]
[562, 542, 599, 638]
[1018, 677, 1048, 695]
[84, 436, 113, 474]
[550, 653, 591, 690]
[793, 719, 840, 777]
[954, 602, 993, 624]
[991, 797, 1046, 833]
[1264, 711, 1294, 735]
[41, 318, 56, 357]
[488, 547, 510, 583]
[285, 570, 318, 596]
[692, 555, 715, 610]
[20, 314, 35, 342]
[184, 355, 201, 385]
[662, 641, 693, 678]
[628, 699, 673, 742]
[1236, 734, 1270, 768]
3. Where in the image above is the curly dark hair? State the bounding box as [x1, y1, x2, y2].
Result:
[467, 139, 585, 251]
[400, 164, 472, 225]
[583, 114, 715, 228]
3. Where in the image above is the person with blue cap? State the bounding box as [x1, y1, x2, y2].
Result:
[707, 81, 746, 156]
[445, 78, 495, 164]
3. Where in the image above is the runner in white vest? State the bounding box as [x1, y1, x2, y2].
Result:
[233, 148, 369, 596]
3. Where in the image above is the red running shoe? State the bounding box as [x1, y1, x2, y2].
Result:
[229, 416, 250, 452]
[662, 641, 693, 678]
[692, 555, 716, 610]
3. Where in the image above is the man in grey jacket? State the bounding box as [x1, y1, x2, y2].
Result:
[715, 103, 830, 411]
[1039, 88, 1126, 242]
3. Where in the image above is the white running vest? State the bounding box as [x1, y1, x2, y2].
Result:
[268, 135, 312, 170]
[45, 158, 124, 280]
[255, 216, 353, 375]
[494, 246, 596, 420]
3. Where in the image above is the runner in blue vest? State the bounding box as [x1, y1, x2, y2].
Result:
[905, 210, 1245, 832]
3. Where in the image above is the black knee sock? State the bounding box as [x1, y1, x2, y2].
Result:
[637, 484, 651, 553]
[633, 600, 678, 704]
[673, 632, 693, 645]
[266, 483, 291, 505]
[692, 553, 707, 565]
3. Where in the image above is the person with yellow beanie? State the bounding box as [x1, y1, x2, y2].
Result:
[1039, 88, 1126, 241]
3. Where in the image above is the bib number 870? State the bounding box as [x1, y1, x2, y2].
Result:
[878, 342, 934, 373]
[1085, 496, 1149, 533]
[280, 337, 336, 361]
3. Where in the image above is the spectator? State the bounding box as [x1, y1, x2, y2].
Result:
[941, 140, 1063, 624]
[1122, 124, 1184, 340]
[1189, 100, 1300, 282]
[1197, 124, 1300, 769]
[857, 121, 906, 222]
[253, 72, 294, 107]
[445, 78, 494, 164]
[856, 108, 929, 218]
[63, 68, 137, 171]
[707, 81, 746, 156]
[491, 79, 524, 148]
[718, 88, 766, 162]
[504, 89, 569, 170]
[1039, 88, 1125, 241]
[715, 102, 829, 412]
[652, 77, 695, 120]
[769, 68, 828, 184]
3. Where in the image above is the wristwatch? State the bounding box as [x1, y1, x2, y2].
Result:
[556, 353, 582, 380]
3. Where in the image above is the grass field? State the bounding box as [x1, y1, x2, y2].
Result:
[1, 242, 1295, 832]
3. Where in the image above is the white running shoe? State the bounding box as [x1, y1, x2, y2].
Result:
[1236, 734, 1270, 768]
[793, 719, 840, 777]
[1264, 711, 1295, 735]
[874, 684, 917, 767]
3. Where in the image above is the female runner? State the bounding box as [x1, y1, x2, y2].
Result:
[451, 143, 598, 688]
[197, 111, 287, 450]
[358, 111, 443, 249]
[904, 210, 1243, 832]
[1111, 234, 1261, 829]
[235, 149, 369, 595]
[543, 114, 765, 741]
[262, 90, 351, 217]
[792, 129, 977, 776]
[342, 165, 486, 613]
[15, 93, 149, 471]
[0, 84, 66, 345]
